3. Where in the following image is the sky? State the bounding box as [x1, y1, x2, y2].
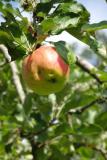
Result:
[0, 0, 107, 23]
[77, 0, 107, 23]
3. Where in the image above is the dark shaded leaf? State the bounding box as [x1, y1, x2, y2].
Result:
[54, 41, 76, 65]
[82, 21, 107, 32]
[23, 93, 33, 117]
[95, 112, 107, 129]
[78, 124, 102, 136]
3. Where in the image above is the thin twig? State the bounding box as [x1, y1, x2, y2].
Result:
[0, 44, 26, 104]
[68, 97, 106, 115]
[93, 146, 107, 160]
[76, 56, 103, 84]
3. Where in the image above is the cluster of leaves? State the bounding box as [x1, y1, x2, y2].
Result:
[0, 0, 107, 160]
[0, 0, 90, 60]
[33, 0, 89, 37]
[0, 1, 36, 60]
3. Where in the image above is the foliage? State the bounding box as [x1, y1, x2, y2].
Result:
[0, 0, 107, 160]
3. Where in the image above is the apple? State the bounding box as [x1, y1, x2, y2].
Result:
[22, 45, 70, 95]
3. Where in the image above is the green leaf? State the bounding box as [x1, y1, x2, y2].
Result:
[82, 21, 107, 32]
[54, 41, 76, 65]
[23, 93, 33, 117]
[53, 16, 80, 34]
[78, 147, 95, 159]
[35, 0, 90, 36]
[35, 96, 52, 122]
[54, 122, 73, 136]
[0, 30, 13, 46]
[35, 1, 53, 17]
[56, 2, 84, 14]
[78, 124, 102, 136]
[67, 50, 76, 65]
[82, 33, 99, 52]
[96, 70, 107, 82]
[95, 112, 107, 130]
[15, 104, 25, 122]
[54, 41, 68, 62]
[40, 18, 56, 33]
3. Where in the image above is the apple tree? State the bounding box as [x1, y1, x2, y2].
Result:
[0, 0, 107, 159]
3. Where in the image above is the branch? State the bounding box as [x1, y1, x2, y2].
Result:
[68, 97, 106, 115]
[98, 46, 107, 61]
[76, 56, 103, 84]
[0, 44, 11, 63]
[93, 146, 107, 160]
[0, 44, 26, 104]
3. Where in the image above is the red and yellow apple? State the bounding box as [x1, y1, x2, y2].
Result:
[22, 45, 70, 95]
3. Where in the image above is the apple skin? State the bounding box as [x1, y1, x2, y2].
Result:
[22, 45, 70, 95]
